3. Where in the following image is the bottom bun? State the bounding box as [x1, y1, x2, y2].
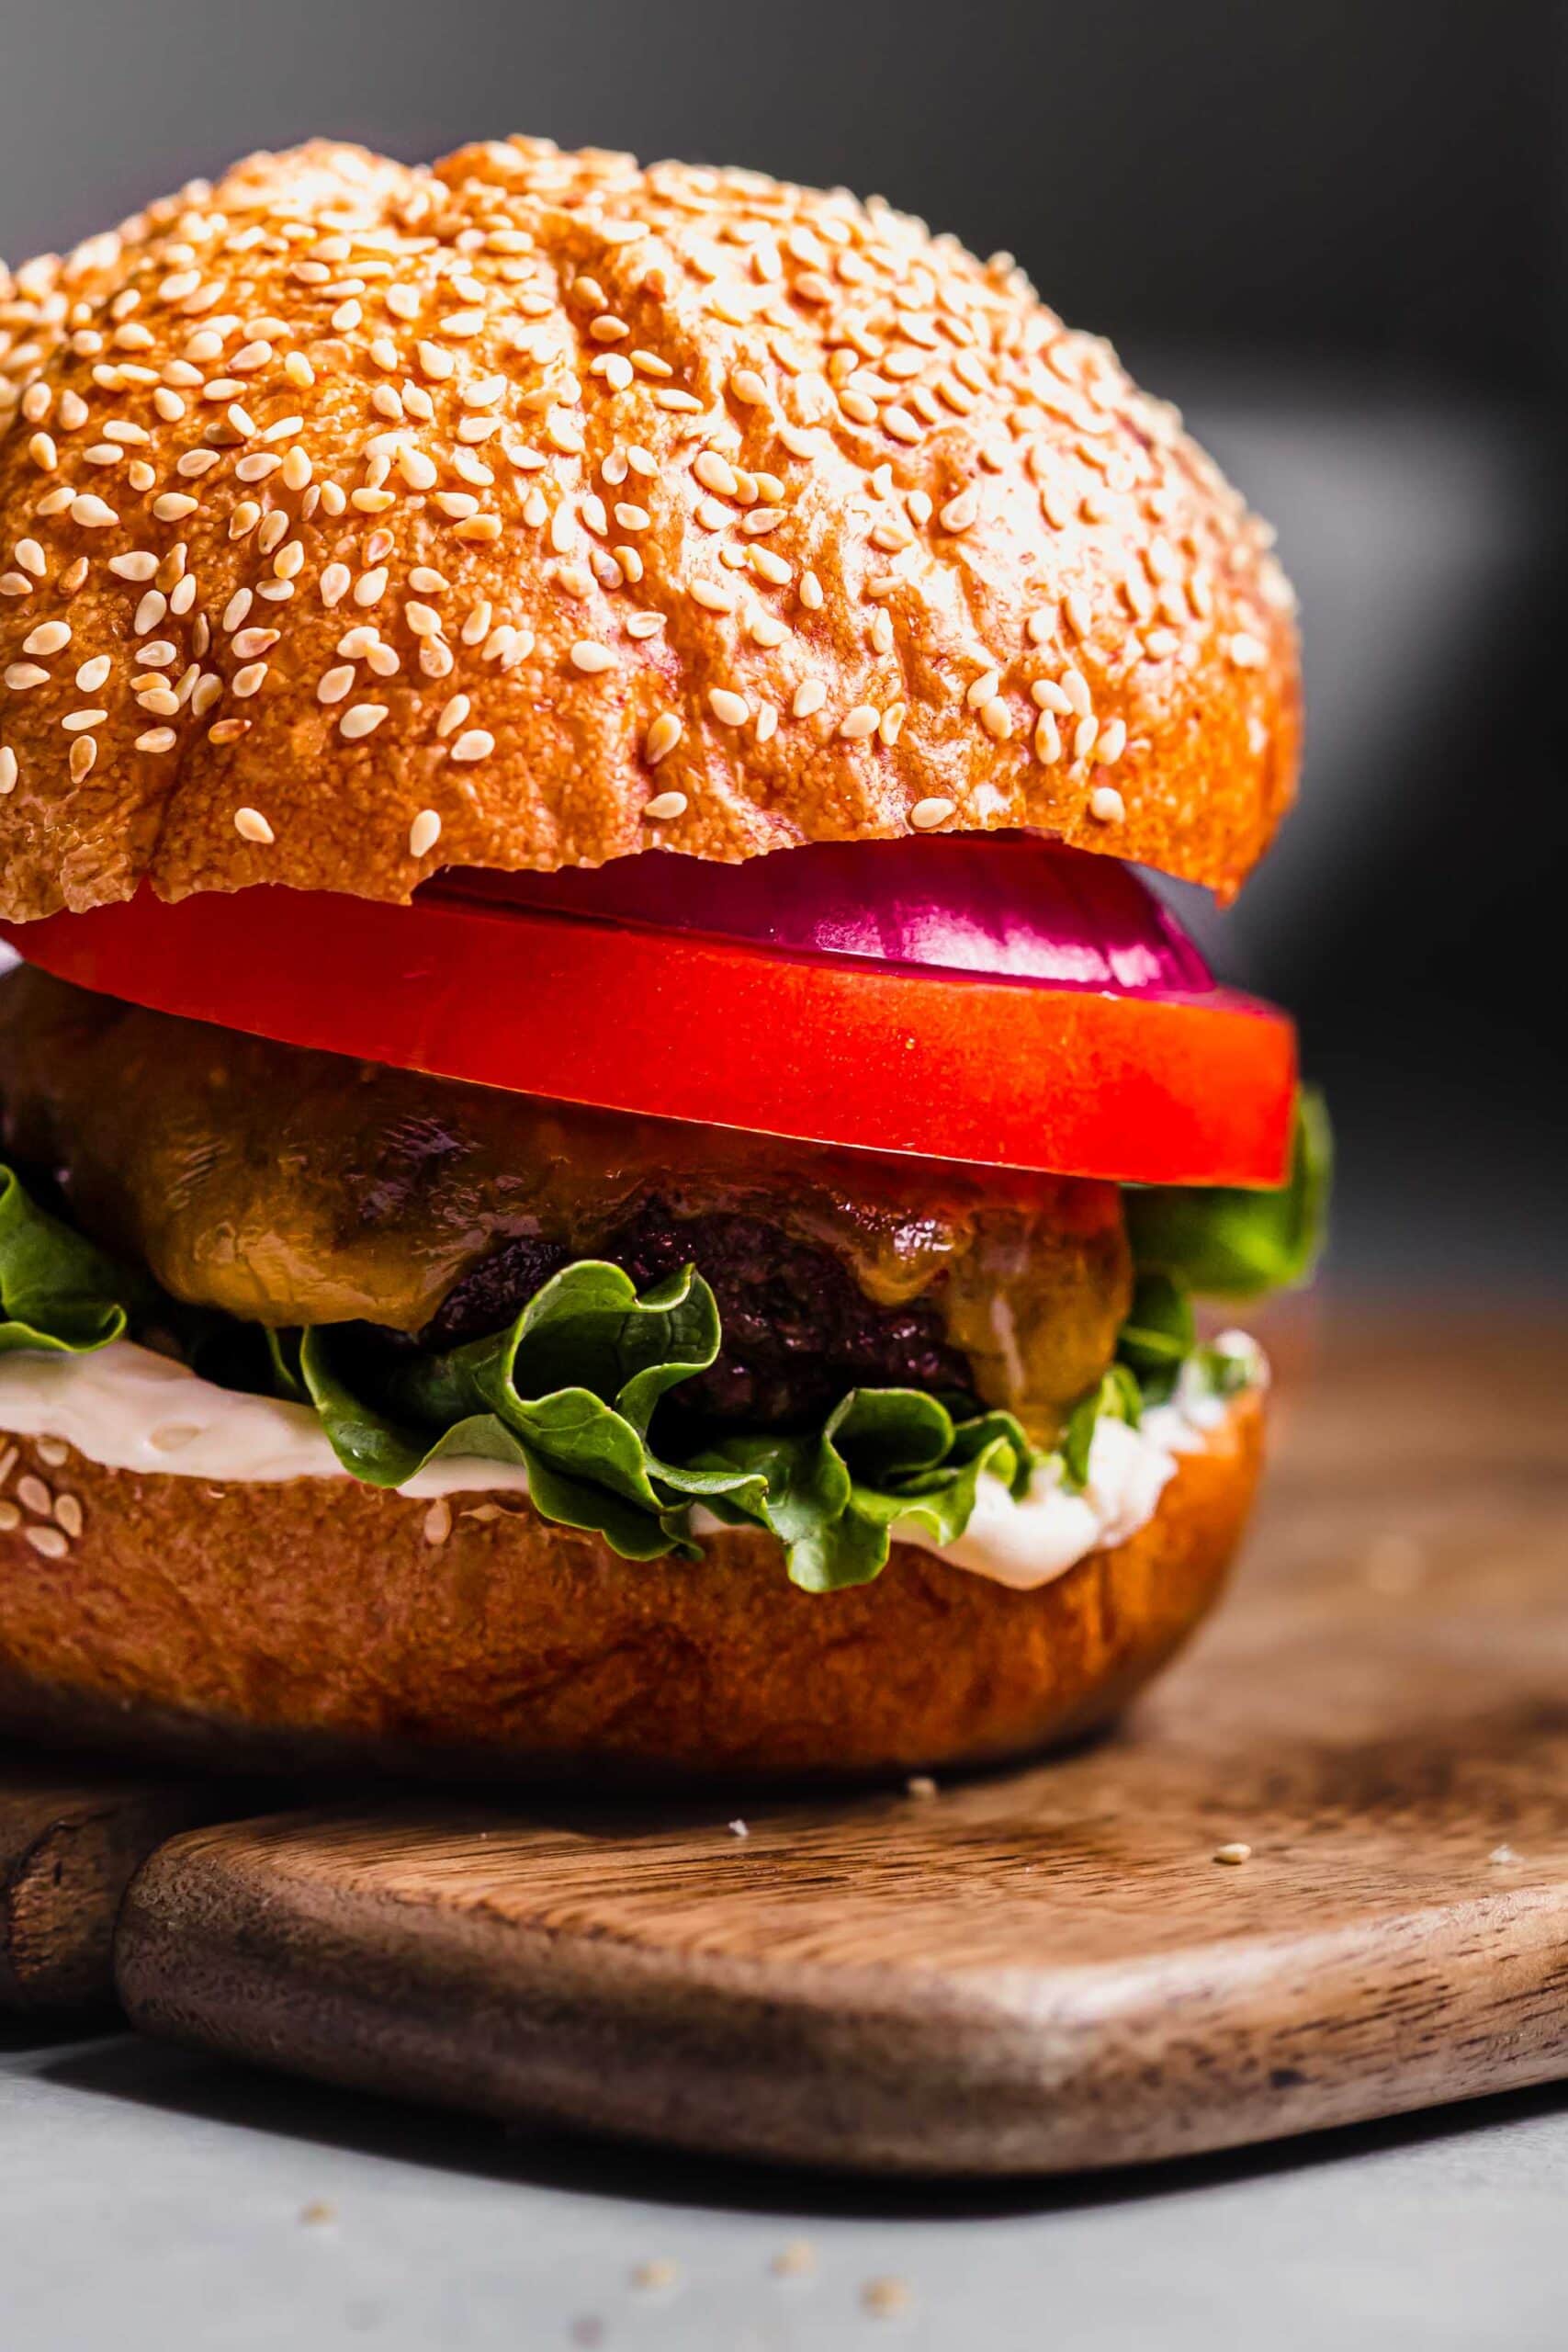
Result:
[0, 1395, 1262, 1782]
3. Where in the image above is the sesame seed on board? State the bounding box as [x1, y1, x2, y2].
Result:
[0, 135, 1293, 912]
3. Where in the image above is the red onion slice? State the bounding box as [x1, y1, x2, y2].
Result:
[434, 832, 1213, 997]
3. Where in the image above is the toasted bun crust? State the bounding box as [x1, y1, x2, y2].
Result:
[0, 139, 1297, 922]
[0, 1393, 1259, 1781]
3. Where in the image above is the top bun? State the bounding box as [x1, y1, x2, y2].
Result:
[0, 138, 1298, 921]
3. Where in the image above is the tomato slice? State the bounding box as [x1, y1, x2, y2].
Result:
[0, 885, 1296, 1187]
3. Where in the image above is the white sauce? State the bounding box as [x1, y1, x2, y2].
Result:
[0, 1334, 1260, 1587]
[0, 1340, 532, 1498]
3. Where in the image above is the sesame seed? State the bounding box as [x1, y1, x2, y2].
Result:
[4, 665, 48, 692]
[644, 712, 683, 764]
[690, 579, 735, 613]
[965, 671, 1001, 709]
[233, 807, 275, 844]
[423, 1498, 451, 1546]
[792, 680, 827, 718]
[135, 591, 168, 634]
[409, 808, 443, 858]
[570, 639, 615, 674]
[911, 796, 956, 830]
[0, 751, 16, 794]
[1213, 1841, 1253, 1865]
[1064, 589, 1092, 638]
[839, 701, 881, 741]
[231, 628, 279, 661]
[24, 1525, 68, 1561]
[980, 696, 1013, 741]
[1229, 630, 1268, 668]
[708, 688, 749, 728]
[54, 1494, 83, 1539]
[231, 664, 268, 700]
[1073, 715, 1100, 762]
[1097, 717, 1128, 763]
[74, 656, 111, 694]
[152, 492, 198, 522]
[1089, 784, 1125, 822]
[449, 729, 495, 763]
[694, 450, 739, 498]
[16, 1472, 51, 1520]
[729, 368, 769, 406]
[799, 571, 824, 611]
[22, 620, 70, 656]
[397, 446, 438, 491]
[1033, 711, 1062, 763]
[339, 704, 389, 741]
[317, 665, 355, 705]
[134, 728, 177, 753]
[69, 494, 118, 528]
[644, 789, 688, 822]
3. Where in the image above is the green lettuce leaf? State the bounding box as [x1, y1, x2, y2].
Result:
[1114, 1269, 1195, 1403]
[688, 1393, 1032, 1592]
[0, 1165, 158, 1355]
[1061, 1363, 1142, 1490]
[1124, 1087, 1332, 1300]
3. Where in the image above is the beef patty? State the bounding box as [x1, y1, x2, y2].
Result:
[424, 1202, 977, 1430]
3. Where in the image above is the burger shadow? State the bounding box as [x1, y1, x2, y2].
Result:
[37, 2030, 1568, 2224]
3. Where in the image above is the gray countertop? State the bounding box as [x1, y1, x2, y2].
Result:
[4, 2024, 1565, 2351]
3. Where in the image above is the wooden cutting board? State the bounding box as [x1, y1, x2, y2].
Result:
[0, 1761, 221, 2013]
[114, 1313, 1568, 2175]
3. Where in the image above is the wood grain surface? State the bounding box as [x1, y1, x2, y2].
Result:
[114, 1312, 1568, 2174]
[0, 1761, 220, 2013]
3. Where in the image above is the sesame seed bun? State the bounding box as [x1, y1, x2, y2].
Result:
[0, 137, 1298, 922]
[0, 1389, 1260, 1781]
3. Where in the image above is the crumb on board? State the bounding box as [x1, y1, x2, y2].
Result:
[771, 2238, 818, 2278]
[728, 1818, 750, 1839]
[299, 2200, 336, 2227]
[862, 2275, 913, 2318]
[1213, 1841, 1253, 1865]
[905, 1775, 939, 1800]
[1362, 1531, 1427, 1595]
[631, 2257, 680, 2293]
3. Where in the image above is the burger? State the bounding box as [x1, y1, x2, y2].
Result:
[0, 136, 1325, 1781]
